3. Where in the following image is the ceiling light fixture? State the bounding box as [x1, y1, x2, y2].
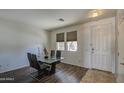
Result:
[89, 9, 104, 18]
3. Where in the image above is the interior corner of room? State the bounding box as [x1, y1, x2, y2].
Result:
[0, 9, 124, 83]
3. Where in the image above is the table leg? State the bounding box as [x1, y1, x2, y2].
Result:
[50, 63, 56, 74]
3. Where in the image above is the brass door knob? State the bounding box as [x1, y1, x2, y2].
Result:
[120, 63, 124, 65]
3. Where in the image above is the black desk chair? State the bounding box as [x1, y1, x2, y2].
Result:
[56, 50, 61, 58]
[50, 50, 55, 58]
[27, 53, 33, 67]
[56, 50, 61, 63]
[27, 53, 49, 81]
[51, 50, 61, 58]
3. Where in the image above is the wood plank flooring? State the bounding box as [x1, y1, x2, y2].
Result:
[0, 63, 88, 83]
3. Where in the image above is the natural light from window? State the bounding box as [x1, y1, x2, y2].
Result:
[56, 42, 65, 50]
[67, 41, 77, 51]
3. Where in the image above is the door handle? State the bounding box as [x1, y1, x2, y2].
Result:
[92, 48, 95, 51]
[120, 63, 124, 65]
[91, 48, 95, 54]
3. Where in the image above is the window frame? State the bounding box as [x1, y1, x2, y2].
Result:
[55, 31, 78, 52]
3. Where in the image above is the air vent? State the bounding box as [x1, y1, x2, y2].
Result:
[58, 18, 64, 22]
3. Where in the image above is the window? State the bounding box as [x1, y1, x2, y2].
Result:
[56, 42, 65, 50]
[67, 41, 77, 51]
[66, 31, 77, 51]
[56, 31, 77, 51]
[56, 33, 65, 50]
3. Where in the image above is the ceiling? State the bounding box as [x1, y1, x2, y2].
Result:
[0, 9, 116, 31]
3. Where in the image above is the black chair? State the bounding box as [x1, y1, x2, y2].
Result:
[50, 50, 55, 58]
[27, 53, 48, 81]
[27, 53, 33, 67]
[31, 54, 44, 72]
[56, 50, 61, 58]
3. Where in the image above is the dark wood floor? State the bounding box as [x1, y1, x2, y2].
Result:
[0, 63, 88, 83]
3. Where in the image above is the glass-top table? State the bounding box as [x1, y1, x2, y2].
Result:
[37, 57, 64, 74]
[38, 57, 64, 64]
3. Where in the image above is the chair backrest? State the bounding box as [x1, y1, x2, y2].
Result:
[27, 53, 40, 70]
[31, 54, 41, 70]
[27, 53, 34, 67]
[56, 50, 61, 58]
[50, 50, 55, 58]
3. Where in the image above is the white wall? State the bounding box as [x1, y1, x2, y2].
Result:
[0, 18, 49, 73]
[50, 17, 115, 69]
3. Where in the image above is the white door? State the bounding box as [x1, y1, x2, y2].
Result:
[91, 24, 115, 72]
[79, 26, 92, 68]
[117, 23, 124, 82]
[117, 10, 124, 82]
